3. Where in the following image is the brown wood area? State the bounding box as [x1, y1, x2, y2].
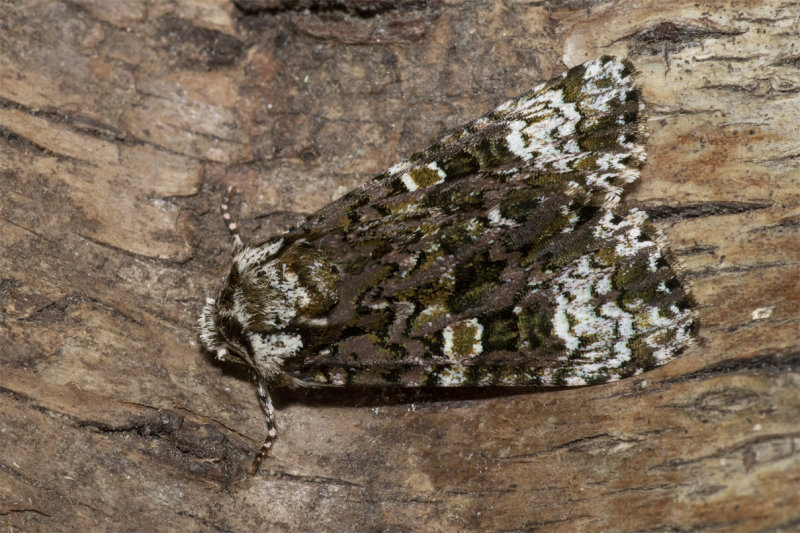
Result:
[1, 1, 798, 531]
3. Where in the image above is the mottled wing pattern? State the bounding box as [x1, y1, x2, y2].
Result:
[260, 56, 695, 388]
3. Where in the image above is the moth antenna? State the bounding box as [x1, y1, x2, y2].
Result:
[250, 375, 278, 474]
[221, 186, 244, 248]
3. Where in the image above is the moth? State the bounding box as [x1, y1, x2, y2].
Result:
[198, 56, 694, 472]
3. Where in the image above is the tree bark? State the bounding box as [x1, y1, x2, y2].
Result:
[1, 1, 798, 531]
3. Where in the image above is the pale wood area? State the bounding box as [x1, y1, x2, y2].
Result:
[1, 1, 798, 531]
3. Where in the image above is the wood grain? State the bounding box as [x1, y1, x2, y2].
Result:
[1, 1, 798, 531]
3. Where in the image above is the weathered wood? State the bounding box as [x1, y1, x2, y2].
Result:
[1, 1, 798, 531]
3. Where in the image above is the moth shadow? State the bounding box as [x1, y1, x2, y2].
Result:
[207, 356, 567, 408]
[273, 384, 565, 409]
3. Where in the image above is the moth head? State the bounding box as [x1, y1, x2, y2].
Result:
[198, 237, 341, 371]
[198, 295, 245, 365]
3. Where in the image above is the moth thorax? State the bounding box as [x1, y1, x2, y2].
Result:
[228, 241, 341, 338]
[274, 241, 340, 316]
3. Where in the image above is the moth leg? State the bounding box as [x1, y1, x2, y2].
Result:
[250, 376, 277, 474]
[221, 186, 243, 248]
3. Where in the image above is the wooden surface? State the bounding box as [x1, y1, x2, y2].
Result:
[1, 1, 798, 531]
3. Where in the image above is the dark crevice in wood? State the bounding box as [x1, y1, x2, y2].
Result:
[233, 0, 431, 18]
[643, 200, 772, 221]
[669, 349, 800, 384]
